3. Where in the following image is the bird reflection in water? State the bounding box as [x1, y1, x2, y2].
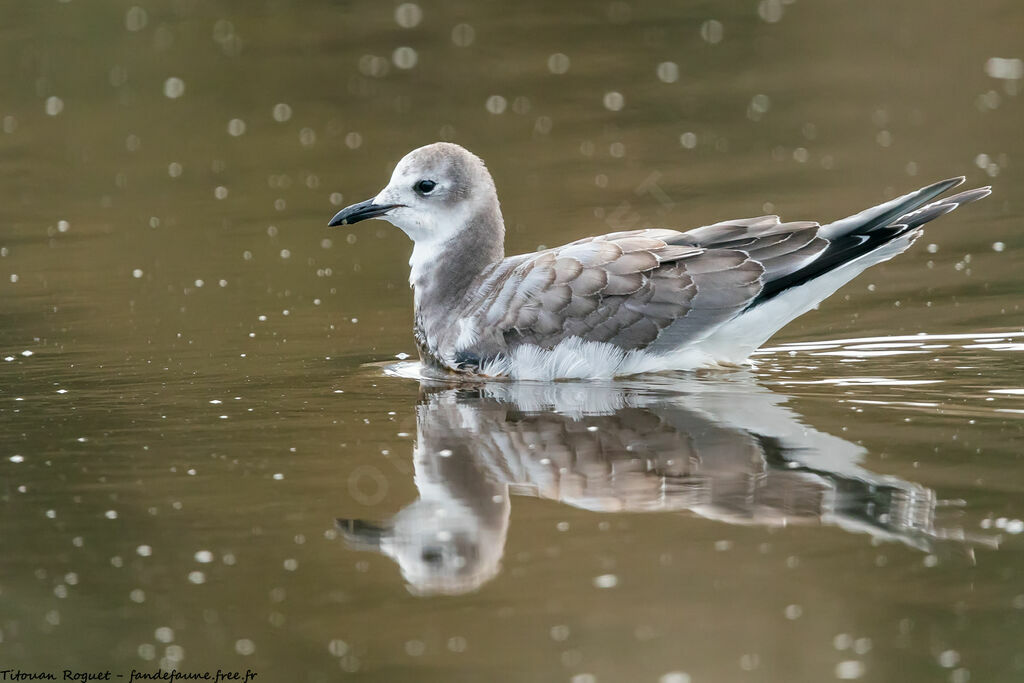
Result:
[339, 372, 978, 596]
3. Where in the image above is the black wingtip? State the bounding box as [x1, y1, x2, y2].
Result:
[926, 176, 966, 195]
[749, 176, 989, 309]
[943, 186, 992, 205]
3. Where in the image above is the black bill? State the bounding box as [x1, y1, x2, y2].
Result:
[327, 198, 402, 226]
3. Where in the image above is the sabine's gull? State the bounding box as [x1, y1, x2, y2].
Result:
[328, 143, 990, 380]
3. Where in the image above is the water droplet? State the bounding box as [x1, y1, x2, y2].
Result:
[547, 53, 570, 74]
[659, 673, 691, 683]
[45, 96, 64, 116]
[451, 23, 475, 47]
[392, 46, 418, 69]
[124, 6, 148, 31]
[750, 93, 771, 115]
[984, 57, 1023, 80]
[485, 95, 507, 114]
[394, 3, 422, 28]
[758, 0, 784, 23]
[163, 77, 185, 99]
[656, 61, 679, 83]
[700, 20, 724, 44]
[603, 91, 625, 111]
[358, 54, 389, 78]
[835, 661, 865, 679]
[272, 103, 292, 122]
[227, 118, 246, 136]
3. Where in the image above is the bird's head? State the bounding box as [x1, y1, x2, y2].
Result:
[328, 142, 499, 245]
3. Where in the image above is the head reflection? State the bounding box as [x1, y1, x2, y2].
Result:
[339, 373, 953, 596]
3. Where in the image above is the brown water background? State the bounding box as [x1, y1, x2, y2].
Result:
[1, 1, 1022, 681]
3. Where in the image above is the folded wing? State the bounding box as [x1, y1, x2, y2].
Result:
[453, 179, 990, 367]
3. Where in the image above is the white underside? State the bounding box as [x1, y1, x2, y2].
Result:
[478, 231, 919, 380]
[478, 337, 725, 380]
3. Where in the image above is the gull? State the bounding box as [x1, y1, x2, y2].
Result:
[328, 143, 990, 379]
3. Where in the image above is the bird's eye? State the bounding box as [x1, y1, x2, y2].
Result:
[421, 547, 444, 564]
[414, 179, 437, 195]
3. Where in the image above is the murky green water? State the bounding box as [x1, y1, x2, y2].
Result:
[1, 1, 1022, 681]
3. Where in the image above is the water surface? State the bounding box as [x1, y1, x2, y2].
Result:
[1, 1, 1022, 682]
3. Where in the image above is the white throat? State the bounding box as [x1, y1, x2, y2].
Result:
[408, 238, 449, 302]
[404, 196, 494, 287]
